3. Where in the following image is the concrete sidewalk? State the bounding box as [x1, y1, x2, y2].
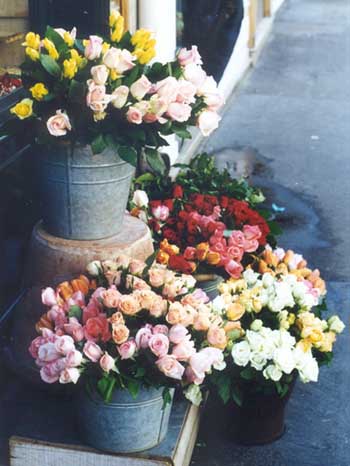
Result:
[191, 0, 350, 464]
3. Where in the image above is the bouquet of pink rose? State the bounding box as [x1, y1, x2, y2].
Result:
[29, 255, 226, 405]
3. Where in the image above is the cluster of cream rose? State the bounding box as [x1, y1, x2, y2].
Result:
[212, 256, 344, 385]
[11, 12, 223, 138]
[30, 255, 227, 406]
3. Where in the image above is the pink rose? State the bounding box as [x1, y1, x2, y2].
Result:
[243, 224, 262, 241]
[100, 352, 115, 372]
[86, 81, 110, 113]
[40, 363, 60, 384]
[185, 365, 204, 385]
[169, 324, 188, 344]
[91, 64, 109, 85]
[227, 246, 244, 262]
[83, 341, 103, 362]
[117, 339, 137, 360]
[156, 355, 185, 380]
[47, 110, 72, 137]
[114, 254, 131, 269]
[129, 259, 146, 275]
[153, 325, 169, 335]
[59, 367, 80, 384]
[47, 306, 67, 329]
[38, 342, 60, 363]
[197, 110, 220, 136]
[29, 336, 45, 359]
[135, 326, 153, 349]
[152, 205, 170, 222]
[102, 288, 121, 308]
[183, 63, 207, 88]
[149, 334, 169, 358]
[189, 351, 212, 382]
[167, 102, 192, 122]
[111, 85, 129, 108]
[126, 106, 143, 124]
[172, 339, 195, 361]
[154, 77, 179, 104]
[204, 92, 224, 111]
[84, 35, 103, 60]
[176, 79, 197, 104]
[149, 296, 168, 318]
[90, 287, 106, 302]
[178, 46, 202, 66]
[183, 246, 196, 260]
[191, 288, 210, 304]
[65, 350, 83, 367]
[54, 335, 75, 355]
[200, 347, 226, 370]
[41, 287, 57, 307]
[130, 75, 152, 100]
[67, 291, 85, 308]
[103, 47, 135, 74]
[243, 239, 259, 253]
[64, 317, 84, 342]
[228, 231, 246, 249]
[149, 268, 166, 288]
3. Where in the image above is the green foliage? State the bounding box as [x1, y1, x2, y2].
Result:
[119, 145, 138, 167]
[98, 374, 117, 403]
[40, 54, 61, 77]
[145, 148, 167, 175]
[68, 305, 82, 320]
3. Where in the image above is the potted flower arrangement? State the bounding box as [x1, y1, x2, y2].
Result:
[208, 247, 345, 445]
[29, 254, 226, 453]
[1, 13, 223, 240]
[129, 154, 281, 298]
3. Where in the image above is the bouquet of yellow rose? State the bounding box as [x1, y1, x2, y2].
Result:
[1, 12, 223, 173]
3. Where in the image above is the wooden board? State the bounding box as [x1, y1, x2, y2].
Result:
[0, 0, 28, 18]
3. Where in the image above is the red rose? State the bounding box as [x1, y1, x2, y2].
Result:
[169, 255, 195, 274]
[163, 199, 174, 211]
[150, 200, 162, 209]
[85, 315, 111, 342]
[149, 218, 161, 232]
[220, 196, 229, 209]
[173, 185, 184, 198]
[163, 227, 179, 243]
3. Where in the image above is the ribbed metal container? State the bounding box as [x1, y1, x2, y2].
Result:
[37, 144, 135, 240]
[77, 386, 174, 453]
[196, 275, 224, 300]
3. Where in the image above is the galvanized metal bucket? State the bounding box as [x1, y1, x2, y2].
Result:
[37, 143, 135, 240]
[77, 385, 174, 453]
[196, 275, 224, 300]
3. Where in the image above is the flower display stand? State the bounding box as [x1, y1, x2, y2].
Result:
[22, 214, 153, 286]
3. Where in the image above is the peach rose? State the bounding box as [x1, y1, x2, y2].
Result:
[156, 355, 185, 380]
[114, 254, 131, 269]
[111, 85, 129, 108]
[59, 367, 80, 384]
[126, 276, 150, 291]
[166, 102, 192, 123]
[149, 268, 166, 288]
[86, 81, 110, 113]
[102, 288, 121, 308]
[172, 339, 195, 361]
[126, 106, 143, 124]
[129, 259, 146, 275]
[118, 294, 141, 315]
[83, 341, 103, 362]
[169, 324, 188, 344]
[149, 296, 168, 318]
[207, 326, 227, 350]
[227, 302, 245, 321]
[130, 75, 152, 100]
[197, 110, 220, 136]
[166, 302, 185, 325]
[149, 334, 169, 358]
[47, 110, 72, 137]
[108, 311, 125, 326]
[135, 290, 157, 310]
[176, 79, 197, 104]
[112, 324, 130, 345]
[84, 35, 103, 60]
[100, 352, 115, 372]
[193, 311, 211, 332]
[117, 339, 137, 360]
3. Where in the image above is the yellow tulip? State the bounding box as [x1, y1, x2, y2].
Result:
[111, 15, 124, 43]
[63, 58, 78, 79]
[42, 38, 59, 60]
[29, 83, 49, 101]
[109, 10, 121, 28]
[25, 47, 40, 61]
[22, 32, 40, 50]
[63, 31, 75, 47]
[70, 49, 86, 69]
[131, 29, 152, 48]
[134, 47, 156, 65]
[10, 98, 34, 119]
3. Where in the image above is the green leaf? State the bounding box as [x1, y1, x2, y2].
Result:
[40, 54, 61, 77]
[104, 133, 119, 151]
[45, 26, 67, 53]
[118, 145, 138, 167]
[240, 367, 255, 381]
[218, 382, 231, 404]
[74, 39, 85, 54]
[143, 251, 158, 277]
[162, 387, 173, 409]
[172, 127, 192, 139]
[68, 79, 86, 102]
[127, 380, 140, 399]
[97, 375, 117, 403]
[145, 148, 166, 175]
[232, 386, 243, 407]
[91, 134, 107, 155]
[123, 64, 140, 87]
[134, 172, 155, 184]
[68, 305, 82, 320]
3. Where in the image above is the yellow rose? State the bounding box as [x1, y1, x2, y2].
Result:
[134, 47, 156, 65]
[226, 302, 245, 321]
[109, 10, 121, 28]
[111, 15, 124, 43]
[25, 47, 40, 61]
[63, 31, 75, 47]
[10, 98, 33, 119]
[196, 242, 209, 261]
[29, 83, 48, 101]
[110, 69, 121, 81]
[63, 58, 78, 79]
[22, 32, 40, 50]
[252, 298, 262, 313]
[131, 29, 152, 48]
[296, 339, 312, 352]
[42, 38, 59, 60]
[206, 251, 221, 266]
[157, 250, 169, 265]
[318, 331, 336, 353]
[70, 49, 86, 69]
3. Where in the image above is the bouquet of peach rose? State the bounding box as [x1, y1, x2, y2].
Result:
[29, 255, 226, 405]
[1, 11, 223, 173]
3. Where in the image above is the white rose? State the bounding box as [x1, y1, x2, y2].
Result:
[211, 295, 226, 314]
[243, 269, 259, 286]
[263, 364, 283, 381]
[47, 110, 72, 137]
[250, 351, 267, 371]
[250, 319, 263, 332]
[231, 341, 251, 367]
[262, 273, 274, 288]
[273, 247, 285, 260]
[197, 76, 218, 96]
[130, 75, 152, 101]
[111, 85, 129, 109]
[294, 349, 319, 383]
[328, 315, 345, 334]
[273, 347, 295, 374]
[183, 63, 207, 88]
[184, 384, 203, 406]
[86, 260, 102, 276]
[103, 47, 135, 75]
[246, 330, 264, 352]
[197, 110, 221, 137]
[132, 189, 149, 208]
[278, 329, 296, 348]
[91, 64, 109, 85]
[287, 253, 303, 270]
